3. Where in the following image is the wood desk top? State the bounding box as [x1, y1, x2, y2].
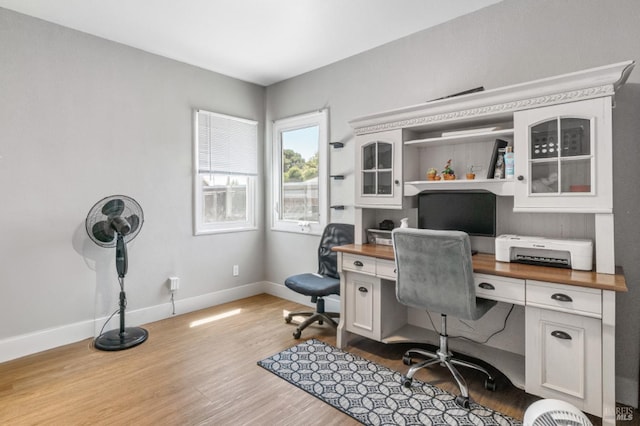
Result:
[333, 244, 627, 293]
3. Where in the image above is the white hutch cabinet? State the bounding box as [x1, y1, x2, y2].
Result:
[349, 60, 634, 274]
[342, 60, 634, 424]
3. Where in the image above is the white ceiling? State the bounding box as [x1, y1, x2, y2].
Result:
[0, 0, 502, 86]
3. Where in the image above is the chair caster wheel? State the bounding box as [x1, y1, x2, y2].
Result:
[284, 316, 292, 324]
[293, 330, 301, 339]
[455, 395, 470, 409]
[402, 355, 413, 366]
[484, 378, 497, 391]
[401, 376, 413, 388]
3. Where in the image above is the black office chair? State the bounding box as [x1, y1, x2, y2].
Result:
[284, 223, 354, 339]
[392, 227, 497, 408]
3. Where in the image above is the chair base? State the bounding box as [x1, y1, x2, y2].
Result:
[400, 315, 496, 408]
[285, 310, 339, 339]
[285, 297, 339, 339]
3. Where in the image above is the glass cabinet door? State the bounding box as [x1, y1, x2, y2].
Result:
[514, 97, 610, 213]
[360, 141, 393, 196]
[354, 129, 402, 208]
[529, 117, 593, 195]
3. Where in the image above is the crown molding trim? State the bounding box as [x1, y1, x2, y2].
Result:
[350, 61, 634, 135]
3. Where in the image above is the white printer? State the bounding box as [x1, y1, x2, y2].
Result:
[495, 234, 593, 271]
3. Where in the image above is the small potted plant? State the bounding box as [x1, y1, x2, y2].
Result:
[466, 165, 476, 180]
[442, 159, 455, 180]
[426, 167, 438, 181]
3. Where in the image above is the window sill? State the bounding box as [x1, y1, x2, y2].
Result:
[271, 221, 322, 236]
[194, 225, 258, 236]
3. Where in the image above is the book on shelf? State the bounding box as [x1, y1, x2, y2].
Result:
[487, 139, 509, 179]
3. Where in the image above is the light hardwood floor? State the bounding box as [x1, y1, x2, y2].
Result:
[0, 294, 629, 425]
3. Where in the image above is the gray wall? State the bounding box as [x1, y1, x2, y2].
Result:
[0, 9, 265, 338]
[2, 0, 640, 407]
[265, 0, 640, 405]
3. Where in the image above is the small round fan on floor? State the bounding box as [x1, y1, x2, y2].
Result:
[86, 195, 147, 351]
[524, 399, 593, 426]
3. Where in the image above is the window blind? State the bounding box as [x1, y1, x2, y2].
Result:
[197, 110, 258, 176]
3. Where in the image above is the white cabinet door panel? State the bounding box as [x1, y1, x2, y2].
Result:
[526, 306, 602, 416]
[345, 273, 379, 340]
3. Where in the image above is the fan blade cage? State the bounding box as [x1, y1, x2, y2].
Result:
[86, 195, 144, 247]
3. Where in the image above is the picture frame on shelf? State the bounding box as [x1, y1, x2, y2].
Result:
[487, 139, 509, 179]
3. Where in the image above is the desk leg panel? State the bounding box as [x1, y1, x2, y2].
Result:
[337, 254, 348, 348]
[602, 290, 615, 426]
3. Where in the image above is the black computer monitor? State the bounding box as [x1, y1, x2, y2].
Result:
[417, 191, 496, 237]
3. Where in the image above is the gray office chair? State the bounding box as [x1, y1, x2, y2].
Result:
[392, 227, 497, 408]
[284, 223, 354, 339]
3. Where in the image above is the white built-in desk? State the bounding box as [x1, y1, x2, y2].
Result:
[333, 244, 627, 424]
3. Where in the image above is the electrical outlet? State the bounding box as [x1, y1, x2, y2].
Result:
[233, 265, 239, 276]
[169, 276, 179, 291]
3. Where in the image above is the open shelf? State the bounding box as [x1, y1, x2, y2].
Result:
[405, 128, 514, 147]
[404, 178, 515, 196]
[382, 324, 525, 389]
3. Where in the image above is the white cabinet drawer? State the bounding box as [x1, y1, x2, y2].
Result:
[527, 280, 601, 318]
[474, 273, 525, 305]
[342, 254, 376, 275]
[376, 259, 397, 280]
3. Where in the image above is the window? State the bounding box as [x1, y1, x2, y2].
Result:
[194, 109, 258, 234]
[272, 110, 328, 235]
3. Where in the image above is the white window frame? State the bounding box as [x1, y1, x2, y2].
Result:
[193, 109, 258, 235]
[271, 109, 328, 235]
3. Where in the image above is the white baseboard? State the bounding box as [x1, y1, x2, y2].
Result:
[0, 281, 266, 364]
[0, 319, 97, 364]
[171, 281, 265, 317]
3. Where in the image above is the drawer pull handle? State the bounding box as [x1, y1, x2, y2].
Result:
[358, 286, 368, 293]
[551, 293, 573, 302]
[353, 260, 364, 267]
[551, 330, 572, 340]
[478, 282, 495, 290]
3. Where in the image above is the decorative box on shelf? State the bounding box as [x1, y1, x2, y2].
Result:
[367, 229, 393, 246]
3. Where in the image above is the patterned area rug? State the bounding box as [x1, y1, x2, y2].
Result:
[258, 339, 521, 426]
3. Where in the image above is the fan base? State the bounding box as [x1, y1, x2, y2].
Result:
[94, 327, 148, 351]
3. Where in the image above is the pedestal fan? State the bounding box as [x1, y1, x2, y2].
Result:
[86, 195, 147, 351]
